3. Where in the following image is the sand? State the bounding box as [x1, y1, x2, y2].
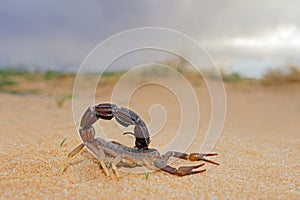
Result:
[0, 79, 299, 199]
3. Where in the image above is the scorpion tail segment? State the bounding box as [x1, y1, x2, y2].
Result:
[189, 153, 219, 165]
[79, 126, 95, 142]
[113, 106, 151, 149]
[134, 121, 150, 139]
[80, 107, 99, 129]
[94, 103, 116, 120]
[134, 122, 150, 149]
[114, 107, 138, 127]
[154, 159, 206, 176]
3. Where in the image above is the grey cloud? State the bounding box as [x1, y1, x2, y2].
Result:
[0, 0, 300, 75]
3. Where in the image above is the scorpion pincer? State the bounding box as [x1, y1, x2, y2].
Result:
[80, 103, 150, 149]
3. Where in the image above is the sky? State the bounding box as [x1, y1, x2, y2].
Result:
[1, 0, 300, 77]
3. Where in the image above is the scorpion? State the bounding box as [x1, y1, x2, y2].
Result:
[62, 103, 219, 178]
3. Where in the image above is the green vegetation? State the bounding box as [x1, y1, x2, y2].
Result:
[55, 94, 72, 108]
[0, 65, 299, 96]
[262, 65, 300, 84]
[102, 70, 125, 77]
[0, 79, 17, 89]
[220, 70, 242, 82]
[0, 69, 38, 94]
[0, 69, 22, 87]
[97, 71, 125, 86]
[0, 69, 29, 77]
[44, 70, 62, 80]
[144, 171, 150, 180]
[60, 137, 67, 147]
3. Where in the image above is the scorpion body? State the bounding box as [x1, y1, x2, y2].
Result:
[62, 103, 218, 178]
[62, 125, 218, 177]
[62, 103, 218, 177]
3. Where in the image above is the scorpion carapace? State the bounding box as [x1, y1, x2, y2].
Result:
[80, 103, 150, 149]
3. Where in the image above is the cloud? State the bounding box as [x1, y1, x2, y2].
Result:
[228, 24, 300, 48]
[0, 0, 300, 76]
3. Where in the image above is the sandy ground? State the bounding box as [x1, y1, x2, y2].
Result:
[0, 78, 299, 199]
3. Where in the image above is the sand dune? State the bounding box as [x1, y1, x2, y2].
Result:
[0, 79, 299, 199]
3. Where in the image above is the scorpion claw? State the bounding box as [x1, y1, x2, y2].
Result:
[189, 153, 219, 165]
[177, 163, 206, 176]
[154, 159, 207, 176]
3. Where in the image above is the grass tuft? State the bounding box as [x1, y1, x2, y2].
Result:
[262, 65, 300, 84]
[220, 70, 241, 82]
[144, 172, 150, 181]
[44, 70, 62, 80]
[55, 94, 72, 108]
[60, 138, 67, 147]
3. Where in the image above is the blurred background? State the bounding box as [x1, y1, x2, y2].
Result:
[1, 0, 300, 78]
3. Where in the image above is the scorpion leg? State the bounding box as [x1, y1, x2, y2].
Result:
[154, 159, 206, 176]
[110, 155, 123, 179]
[79, 126, 110, 177]
[84, 142, 110, 177]
[61, 126, 96, 174]
[61, 126, 111, 177]
[162, 151, 219, 165]
[61, 143, 85, 174]
[142, 158, 158, 170]
[110, 153, 139, 179]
